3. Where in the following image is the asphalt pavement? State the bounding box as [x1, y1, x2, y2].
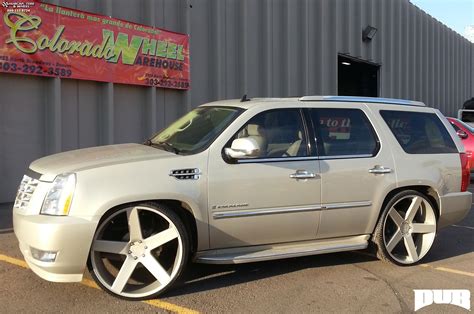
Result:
[0, 186, 472, 313]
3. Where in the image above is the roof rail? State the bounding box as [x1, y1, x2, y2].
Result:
[299, 95, 426, 107]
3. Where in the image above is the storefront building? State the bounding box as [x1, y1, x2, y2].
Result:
[0, 0, 473, 202]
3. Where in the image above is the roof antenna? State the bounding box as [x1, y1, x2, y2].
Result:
[240, 94, 251, 102]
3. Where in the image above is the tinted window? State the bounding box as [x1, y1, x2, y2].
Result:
[310, 109, 379, 157]
[230, 109, 308, 158]
[380, 111, 457, 154]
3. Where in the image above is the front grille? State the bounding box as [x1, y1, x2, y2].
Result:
[169, 168, 201, 180]
[14, 175, 39, 210]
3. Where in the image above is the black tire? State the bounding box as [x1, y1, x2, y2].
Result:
[372, 190, 437, 266]
[88, 202, 190, 300]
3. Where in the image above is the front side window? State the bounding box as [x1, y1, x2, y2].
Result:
[150, 106, 242, 154]
[310, 108, 379, 157]
[228, 109, 309, 159]
[380, 110, 457, 154]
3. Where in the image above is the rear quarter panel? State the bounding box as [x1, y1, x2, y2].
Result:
[368, 105, 462, 198]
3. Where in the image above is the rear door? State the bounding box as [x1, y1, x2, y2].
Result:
[307, 105, 396, 239]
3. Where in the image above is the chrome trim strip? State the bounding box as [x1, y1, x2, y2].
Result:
[213, 205, 322, 219]
[319, 154, 373, 160]
[238, 154, 374, 163]
[213, 201, 372, 219]
[323, 201, 372, 210]
[238, 156, 319, 163]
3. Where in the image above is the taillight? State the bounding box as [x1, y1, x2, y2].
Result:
[460, 153, 470, 192]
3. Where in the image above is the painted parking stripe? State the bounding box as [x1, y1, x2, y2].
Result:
[0, 254, 199, 314]
[419, 263, 474, 277]
[144, 300, 199, 313]
[451, 224, 474, 230]
[435, 267, 474, 277]
[352, 251, 474, 278]
[0, 253, 27, 268]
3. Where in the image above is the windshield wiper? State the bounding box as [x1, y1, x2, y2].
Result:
[146, 140, 181, 154]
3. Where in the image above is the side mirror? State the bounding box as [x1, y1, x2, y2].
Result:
[224, 138, 261, 159]
[457, 130, 468, 139]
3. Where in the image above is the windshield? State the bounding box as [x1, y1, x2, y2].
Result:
[149, 106, 242, 154]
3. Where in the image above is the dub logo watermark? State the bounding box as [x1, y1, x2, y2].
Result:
[414, 289, 471, 311]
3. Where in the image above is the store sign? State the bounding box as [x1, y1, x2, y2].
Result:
[0, 1, 190, 89]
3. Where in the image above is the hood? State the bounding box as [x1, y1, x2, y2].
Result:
[30, 143, 175, 181]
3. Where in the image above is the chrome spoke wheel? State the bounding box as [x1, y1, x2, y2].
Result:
[382, 194, 436, 264]
[90, 205, 185, 299]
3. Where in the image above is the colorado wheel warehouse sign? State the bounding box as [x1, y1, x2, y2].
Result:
[0, 1, 190, 89]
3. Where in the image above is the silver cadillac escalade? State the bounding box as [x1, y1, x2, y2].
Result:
[13, 95, 472, 300]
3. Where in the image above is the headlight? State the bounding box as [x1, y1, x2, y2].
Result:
[40, 173, 76, 216]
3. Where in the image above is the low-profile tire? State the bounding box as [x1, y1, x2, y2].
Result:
[372, 190, 437, 266]
[88, 203, 189, 300]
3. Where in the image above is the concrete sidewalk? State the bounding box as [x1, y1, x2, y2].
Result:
[0, 203, 13, 232]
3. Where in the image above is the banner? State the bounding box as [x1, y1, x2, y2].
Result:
[0, 1, 190, 89]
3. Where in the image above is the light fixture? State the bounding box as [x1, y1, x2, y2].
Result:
[341, 62, 351, 66]
[362, 25, 377, 42]
[30, 247, 58, 262]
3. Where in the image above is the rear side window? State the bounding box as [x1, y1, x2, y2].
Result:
[309, 108, 379, 157]
[380, 110, 457, 154]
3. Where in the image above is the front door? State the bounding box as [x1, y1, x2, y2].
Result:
[208, 108, 321, 249]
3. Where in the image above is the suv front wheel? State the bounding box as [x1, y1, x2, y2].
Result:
[89, 203, 189, 300]
[373, 190, 437, 265]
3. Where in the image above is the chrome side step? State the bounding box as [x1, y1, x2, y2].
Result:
[195, 235, 370, 264]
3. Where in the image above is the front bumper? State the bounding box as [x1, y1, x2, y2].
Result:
[13, 211, 96, 282]
[438, 191, 472, 229]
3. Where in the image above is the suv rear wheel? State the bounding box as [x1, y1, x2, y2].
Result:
[89, 203, 189, 300]
[373, 190, 437, 265]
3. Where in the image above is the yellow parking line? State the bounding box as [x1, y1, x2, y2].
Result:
[420, 263, 474, 277]
[0, 253, 28, 268]
[80, 278, 99, 289]
[0, 253, 199, 314]
[144, 300, 199, 314]
[435, 267, 474, 277]
[351, 252, 474, 278]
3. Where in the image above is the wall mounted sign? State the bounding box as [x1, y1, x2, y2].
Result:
[0, 1, 190, 89]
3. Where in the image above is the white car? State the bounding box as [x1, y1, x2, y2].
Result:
[13, 95, 472, 299]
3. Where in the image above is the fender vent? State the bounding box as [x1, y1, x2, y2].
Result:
[169, 168, 201, 180]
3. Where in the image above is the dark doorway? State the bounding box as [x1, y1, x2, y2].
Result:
[338, 55, 379, 97]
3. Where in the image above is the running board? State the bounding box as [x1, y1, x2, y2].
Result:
[195, 235, 370, 264]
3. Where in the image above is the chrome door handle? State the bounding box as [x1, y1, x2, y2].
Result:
[290, 170, 316, 179]
[369, 166, 392, 174]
